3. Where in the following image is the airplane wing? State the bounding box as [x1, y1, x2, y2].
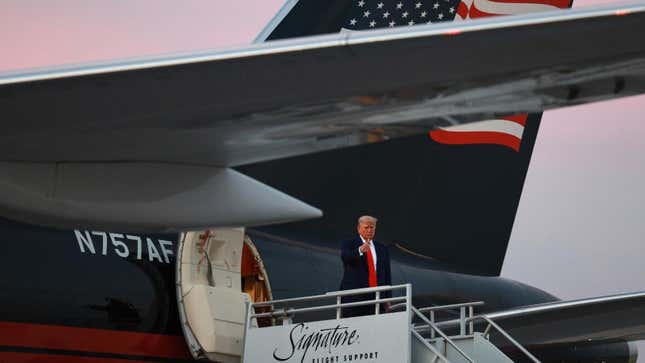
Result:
[418, 292, 645, 360]
[484, 291, 645, 346]
[2, 4, 645, 166]
[2, 3, 645, 231]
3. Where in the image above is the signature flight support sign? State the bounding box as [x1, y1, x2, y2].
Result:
[243, 311, 410, 363]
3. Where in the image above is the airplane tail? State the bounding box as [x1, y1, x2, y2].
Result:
[255, 1, 355, 42]
[255, 0, 571, 42]
[239, 115, 541, 276]
[240, 0, 570, 276]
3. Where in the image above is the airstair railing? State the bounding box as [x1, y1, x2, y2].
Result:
[470, 315, 542, 363]
[410, 328, 452, 363]
[247, 284, 410, 325]
[243, 284, 414, 363]
[411, 306, 476, 363]
[244, 285, 540, 363]
[417, 301, 485, 338]
[412, 301, 541, 363]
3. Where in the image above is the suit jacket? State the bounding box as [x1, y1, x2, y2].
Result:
[340, 237, 392, 300]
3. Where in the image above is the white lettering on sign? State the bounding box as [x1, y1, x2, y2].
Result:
[73, 230, 176, 264]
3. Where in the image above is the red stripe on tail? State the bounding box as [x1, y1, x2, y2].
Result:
[468, 3, 502, 18]
[457, 1, 470, 18]
[485, 0, 570, 8]
[429, 130, 521, 152]
[501, 114, 528, 126]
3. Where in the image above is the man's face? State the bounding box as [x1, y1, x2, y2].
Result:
[357, 221, 376, 241]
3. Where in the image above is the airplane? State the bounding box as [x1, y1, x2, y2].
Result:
[1, 0, 645, 362]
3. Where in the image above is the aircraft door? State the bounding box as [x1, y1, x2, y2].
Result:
[176, 228, 271, 363]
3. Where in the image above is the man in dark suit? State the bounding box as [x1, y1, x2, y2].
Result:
[340, 215, 392, 317]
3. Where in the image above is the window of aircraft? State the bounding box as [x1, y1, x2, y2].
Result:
[176, 228, 272, 362]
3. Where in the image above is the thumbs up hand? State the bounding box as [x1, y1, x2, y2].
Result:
[359, 241, 371, 254]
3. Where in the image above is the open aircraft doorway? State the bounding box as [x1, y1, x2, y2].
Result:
[176, 228, 272, 362]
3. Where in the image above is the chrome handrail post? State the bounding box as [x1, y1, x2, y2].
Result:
[375, 290, 380, 315]
[430, 311, 436, 339]
[282, 309, 292, 325]
[406, 283, 412, 317]
[405, 284, 412, 363]
[483, 323, 492, 338]
[460, 307, 466, 336]
[241, 300, 253, 363]
[336, 296, 341, 319]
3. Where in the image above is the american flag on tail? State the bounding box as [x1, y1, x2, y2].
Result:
[429, 114, 528, 152]
[344, 0, 570, 152]
[455, 0, 570, 20]
[343, 0, 462, 28]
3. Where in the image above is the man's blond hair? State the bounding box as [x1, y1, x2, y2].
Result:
[358, 215, 378, 224]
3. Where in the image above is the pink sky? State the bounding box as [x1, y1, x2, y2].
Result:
[3, 0, 645, 293]
[3, 0, 643, 267]
[3, 0, 645, 356]
[0, 0, 284, 71]
[0, 0, 620, 71]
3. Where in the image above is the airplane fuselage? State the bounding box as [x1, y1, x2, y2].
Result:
[0, 218, 635, 362]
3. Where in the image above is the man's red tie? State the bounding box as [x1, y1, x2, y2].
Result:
[365, 245, 377, 287]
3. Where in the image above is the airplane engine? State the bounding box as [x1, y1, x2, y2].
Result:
[507, 341, 639, 363]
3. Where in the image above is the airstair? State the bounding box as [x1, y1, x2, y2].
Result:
[242, 284, 540, 363]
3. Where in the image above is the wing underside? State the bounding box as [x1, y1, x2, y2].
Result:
[485, 292, 645, 346]
[1, 4, 645, 167]
[2, 3, 645, 231]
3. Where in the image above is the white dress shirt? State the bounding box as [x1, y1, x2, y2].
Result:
[358, 235, 377, 271]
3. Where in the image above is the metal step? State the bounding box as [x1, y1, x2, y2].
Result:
[412, 333, 514, 363]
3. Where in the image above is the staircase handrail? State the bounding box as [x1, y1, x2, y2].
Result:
[416, 301, 484, 336]
[251, 284, 408, 307]
[247, 284, 411, 325]
[251, 296, 406, 319]
[469, 315, 541, 363]
[417, 301, 485, 313]
[412, 306, 475, 363]
[411, 329, 452, 363]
